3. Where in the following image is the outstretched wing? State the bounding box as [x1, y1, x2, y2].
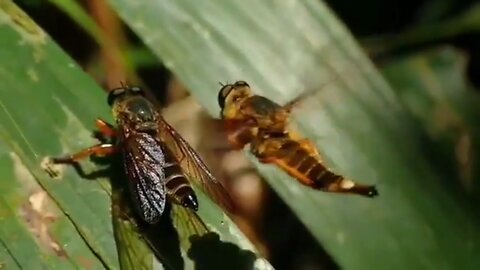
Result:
[156, 118, 236, 214]
[122, 129, 167, 224]
[283, 71, 344, 113]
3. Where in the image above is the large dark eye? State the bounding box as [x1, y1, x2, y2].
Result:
[129, 86, 145, 95]
[234, 81, 249, 88]
[218, 84, 233, 109]
[107, 87, 126, 106]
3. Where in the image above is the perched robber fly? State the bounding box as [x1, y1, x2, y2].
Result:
[52, 85, 235, 224]
[217, 81, 378, 197]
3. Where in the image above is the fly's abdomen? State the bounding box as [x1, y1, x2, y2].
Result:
[162, 147, 199, 210]
[276, 140, 378, 197]
[274, 140, 320, 186]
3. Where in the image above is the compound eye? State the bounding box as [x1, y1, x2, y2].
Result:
[234, 81, 249, 88]
[107, 87, 126, 106]
[130, 86, 144, 94]
[218, 84, 234, 109]
[129, 86, 146, 97]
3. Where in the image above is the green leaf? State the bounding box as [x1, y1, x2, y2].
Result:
[0, 1, 268, 269]
[382, 46, 480, 195]
[0, 1, 117, 268]
[108, 0, 480, 269]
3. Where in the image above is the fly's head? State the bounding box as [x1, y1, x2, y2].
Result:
[108, 85, 158, 132]
[218, 81, 253, 120]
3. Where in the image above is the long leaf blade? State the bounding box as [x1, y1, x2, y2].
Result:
[109, 0, 480, 269]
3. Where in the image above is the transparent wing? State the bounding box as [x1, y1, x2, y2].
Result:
[171, 204, 209, 251]
[111, 191, 155, 270]
[283, 71, 344, 113]
[156, 118, 236, 214]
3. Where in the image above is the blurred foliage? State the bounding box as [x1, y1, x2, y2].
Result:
[0, 0, 479, 269]
[364, 3, 480, 56]
[382, 47, 480, 196]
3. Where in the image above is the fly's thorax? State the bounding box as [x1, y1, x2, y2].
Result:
[245, 95, 289, 131]
[108, 85, 160, 132]
[112, 95, 159, 132]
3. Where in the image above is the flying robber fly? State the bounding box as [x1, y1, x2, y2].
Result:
[217, 81, 378, 198]
[51, 85, 235, 224]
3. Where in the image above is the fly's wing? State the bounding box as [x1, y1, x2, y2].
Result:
[111, 190, 154, 270]
[156, 118, 236, 213]
[170, 204, 209, 251]
[122, 129, 167, 224]
[282, 71, 343, 113]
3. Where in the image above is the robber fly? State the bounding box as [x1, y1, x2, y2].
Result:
[52, 85, 235, 224]
[217, 81, 378, 197]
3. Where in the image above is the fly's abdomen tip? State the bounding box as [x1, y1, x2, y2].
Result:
[342, 179, 379, 198]
[182, 194, 199, 211]
[366, 186, 379, 198]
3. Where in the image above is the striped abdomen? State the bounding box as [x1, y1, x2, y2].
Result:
[161, 145, 199, 210]
[273, 140, 378, 197]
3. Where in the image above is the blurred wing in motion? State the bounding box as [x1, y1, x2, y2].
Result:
[283, 71, 344, 113]
[157, 118, 237, 214]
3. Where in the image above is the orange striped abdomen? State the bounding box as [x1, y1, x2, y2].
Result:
[273, 140, 340, 188]
[272, 139, 378, 197]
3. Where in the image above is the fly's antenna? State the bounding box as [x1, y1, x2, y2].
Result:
[119, 81, 128, 88]
[218, 81, 226, 87]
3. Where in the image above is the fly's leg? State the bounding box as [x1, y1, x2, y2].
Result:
[96, 118, 116, 138]
[94, 118, 117, 142]
[224, 119, 256, 150]
[46, 119, 118, 179]
[48, 143, 117, 180]
[250, 136, 277, 164]
[52, 144, 117, 164]
[227, 128, 252, 150]
[256, 156, 276, 164]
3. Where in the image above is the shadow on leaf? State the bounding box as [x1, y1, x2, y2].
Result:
[77, 154, 259, 270]
[188, 232, 257, 270]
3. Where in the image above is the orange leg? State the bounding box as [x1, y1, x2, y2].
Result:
[95, 118, 117, 138]
[52, 143, 117, 163]
[227, 134, 249, 150]
[249, 142, 275, 164]
[224, 119, 256, 150]
[257, 156, 276, 164]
